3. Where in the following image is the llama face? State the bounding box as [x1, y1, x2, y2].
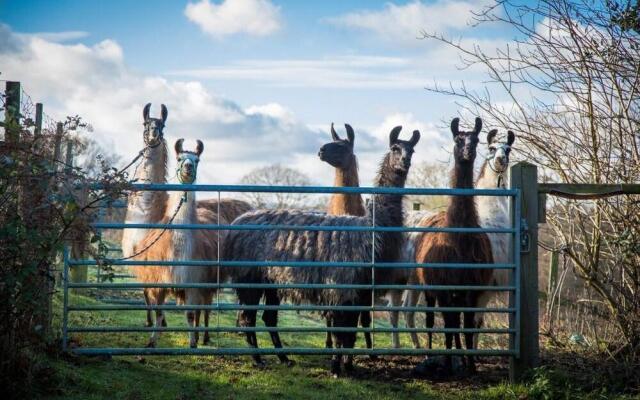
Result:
[318, 123, 355, 169]
[451, 117, 482, 163]
[142, 103, 168, 148]
[388, 126, 421, 174]
[174, 139, 203, 184]
[486, 129, 515, 173]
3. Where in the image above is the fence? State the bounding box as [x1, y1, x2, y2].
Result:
[60, 176, 539, 381]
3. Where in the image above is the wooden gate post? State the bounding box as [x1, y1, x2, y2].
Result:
[4, 81, 21, 144]
[509, 162, 540, 382]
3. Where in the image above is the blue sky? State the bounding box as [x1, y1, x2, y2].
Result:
[0, 0, 522, 185]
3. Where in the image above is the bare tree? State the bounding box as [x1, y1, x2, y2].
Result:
[406, 161, 450, 211]
[422, 0, 640, 354]
[239, 164, 315, 209]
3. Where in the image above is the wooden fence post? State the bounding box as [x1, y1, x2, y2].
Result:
[509, 161, 540, 382]
[4, 81, 21, 144]
[65, 138, 89, 286]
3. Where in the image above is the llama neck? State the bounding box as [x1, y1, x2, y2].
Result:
[167, 190, 196, 261]
[446, 160, 479, 227]
[166, 190, 196, 224]
[327, 155, 365, 216]
[125, 140, 168, 224]
[369, 153, 406, 228]
[476, 160, 509, 217]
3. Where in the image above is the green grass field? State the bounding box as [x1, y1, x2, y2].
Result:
[39, 288, 637, 400]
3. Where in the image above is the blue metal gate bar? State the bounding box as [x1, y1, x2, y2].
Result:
[68, 305, 515, 313]
[93, 222, 516, 234]
[62, 183, 521, 359]
[67, 282, 516, 291]
[71, 348, 517, 356]
[67, 327, 516, 334]
[91, 182, 518, 196]
[69, 259, 515, 269]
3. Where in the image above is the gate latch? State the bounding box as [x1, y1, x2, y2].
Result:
[520, 219, 531, 253]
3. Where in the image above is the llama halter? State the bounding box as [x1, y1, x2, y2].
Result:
[143, 120, 165, 148]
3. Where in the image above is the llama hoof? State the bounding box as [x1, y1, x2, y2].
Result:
[161, 319, 167, 327]
[344, 361, 354, 373]
[280, 357, 295, 367]
[330, 360, 341, 377]
[202, 336, 211, 346]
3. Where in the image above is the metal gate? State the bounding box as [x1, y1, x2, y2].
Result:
[62, 184, 521, 359]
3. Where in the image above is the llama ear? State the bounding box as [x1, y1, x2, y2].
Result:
[487, 129, 498, 145]
[330, 123, 341, 141]
[174, 138, 184, 156]
[450, 118, 460, 138]
[473, 117, 483, 135]
[409, 130, 420, 146]
[507, 130, 515, 146]
[161, 104, 168, 124]
[345, 124, 355, 146]
[389, 126, 402, 146]
[196, 140, 204, 156]
[143, 103, 151, 122]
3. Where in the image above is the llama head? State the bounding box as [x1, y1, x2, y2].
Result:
[387, 126, 420, 174]
[486, 128, 515, 173]
[451, 117, 482, 164]
[174, 138, 203, 184]
[318, 123, 355, 169]
[142, 103, 168, 148]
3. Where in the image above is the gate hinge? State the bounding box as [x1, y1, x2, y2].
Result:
[520, 219, 531, 253]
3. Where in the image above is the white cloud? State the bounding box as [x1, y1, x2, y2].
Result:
[326, 0, 490, 45]
[0, 24, 323, 185]
[168, 56, 430, 89]
[0, 24, 454, 188]
[184, 0, 282, 38]
[16, 31, 90, 42]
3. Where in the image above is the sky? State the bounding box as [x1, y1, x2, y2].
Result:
[0, 0, 523, 186]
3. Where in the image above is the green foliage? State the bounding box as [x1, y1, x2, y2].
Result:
[0, 93, 128, 399]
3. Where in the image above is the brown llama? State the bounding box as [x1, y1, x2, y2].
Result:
[414, 117, 493, 374]
[133, 139, 226, 348]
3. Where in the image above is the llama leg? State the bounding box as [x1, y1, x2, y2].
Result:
[425, 294, 435, 350]
[262, 288, 292, 366]
[147, 290, 165, 347]
[359, 310, 376, 360]
[325, 314, 333, 349]
[442, 311, 458, 376]
[237, 289, 263, 366]
[144, 289, 153, 327]
[404, 289, 420, 349]
[202, 292, 212, 345]
[203, 309, 210, 345]
[184, 290, 198, 349]
[464, 311, 476, 373]
[474, 290, 492, 349]
[389, 290, 402, 349]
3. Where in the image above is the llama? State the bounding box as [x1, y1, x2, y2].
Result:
[318, 123, 371, 353]
[133, 139, 223, 348]
[122, 103, 169, 328]
[224, 126, 420, 375]
[414, 117, 493, 374]
[319, 123, 409, 350]
[473, 128, 515, 345]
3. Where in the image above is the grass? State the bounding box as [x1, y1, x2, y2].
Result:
[35, 289, 639, 399]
